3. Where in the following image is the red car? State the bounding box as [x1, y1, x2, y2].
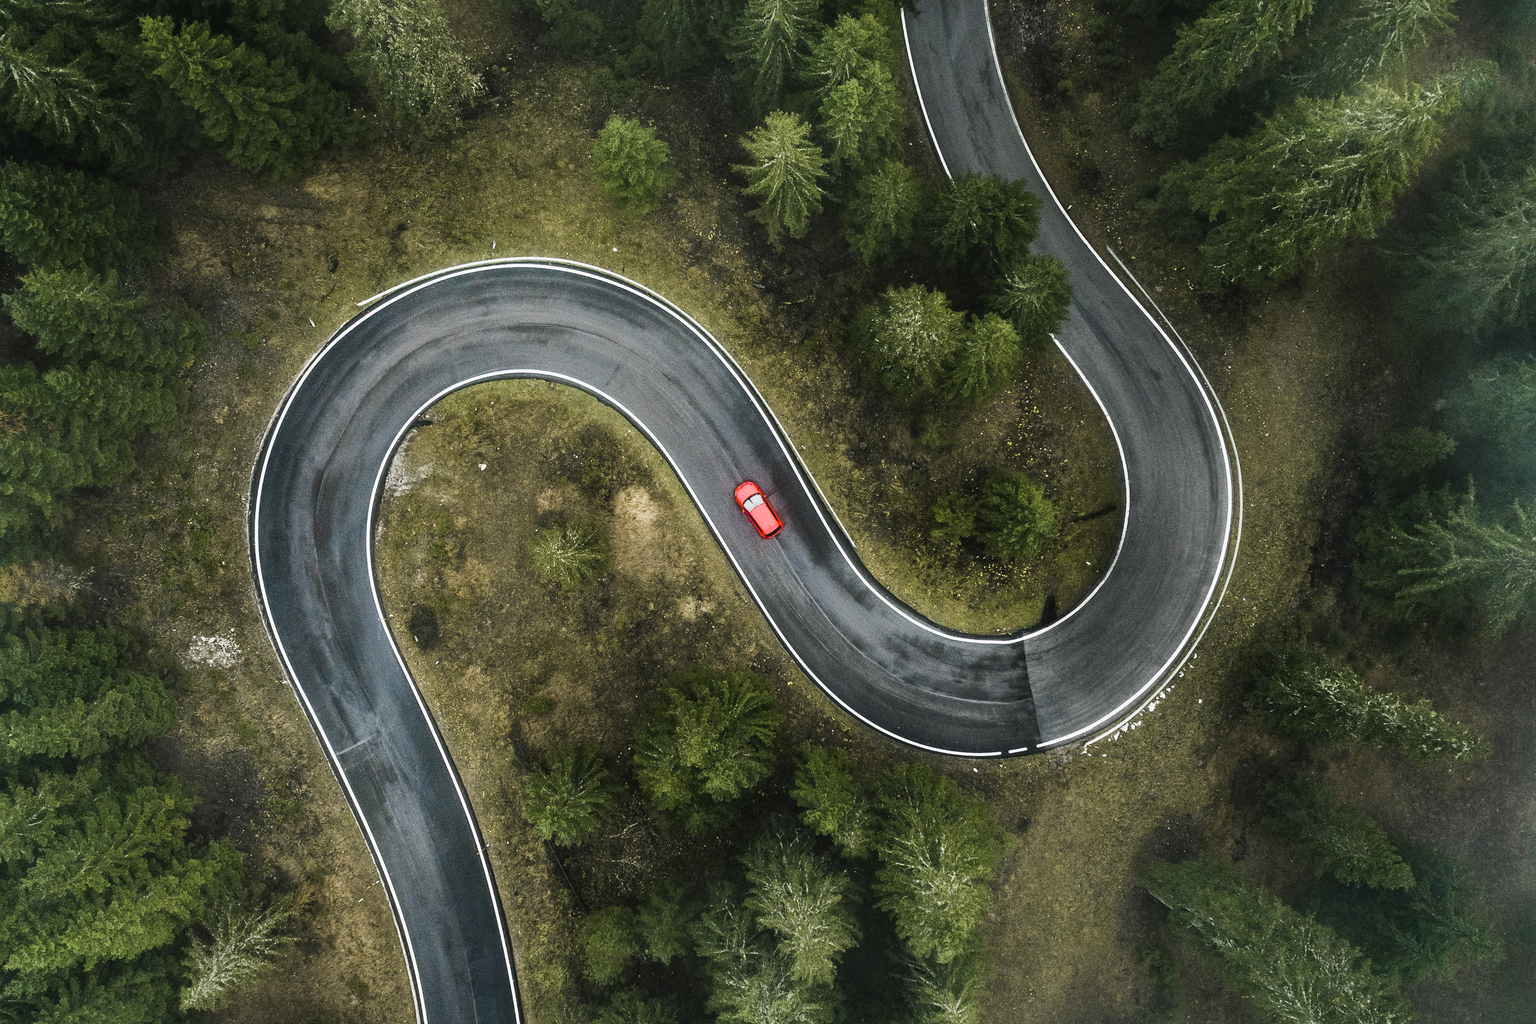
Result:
[734, 481, 783, 538]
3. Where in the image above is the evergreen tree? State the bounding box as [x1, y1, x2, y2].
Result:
[1400, 162, 1536, 339]
[636, 881, 696, 964]
[1442, 354, 1536, 454]
[791, 745, 873, 858]
[0, 362, 181, 541]
[180, 892, 297, 1010]
[0, 29, 132, 158]
[736, 111, 828, 248]
[854, 284, 965, 406]
[975, 468, 1056, 559]
[1131, 0, 1315, 145]
[1141, 859, 1411, 1024]
[988, 254, 1072, 352]
[905, 951, 982, 1024]
[930, 173, 1041, 274]
[1248, 647, 1487, 760]
[529, 522, 609, 591]
[639, 0, 739, 78]
[944, 314, 1022, 407]
[633, 668, 782, 833]
[1178, 69, 1488, 288]
[1284, 0, 1457, 97]
[1362, 487, 1536, 638]
[818, 65, 902, 176]
[521, 742, 612, 845]
[139, 17, 353, 180]
[582, 906, 640, 985]
[732, 0, 819, 112]
[0, 628, 176, 770]
[844, 158, 924, 265]
[592, 115, 676, 214]
[805, 13, 894, 96]
[741, 829, 860, 987]
[5, 268, 207, 374]
[1317, 845, 1504, 984]
[326, 0, 483, 139]
[595, 989, 681, 1024]
[873, 764, 1005, 964]
[0, 161, 155, 272]
[1264, 779, 1415, 890]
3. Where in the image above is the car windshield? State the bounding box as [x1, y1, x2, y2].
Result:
[744, 495, 762, 510]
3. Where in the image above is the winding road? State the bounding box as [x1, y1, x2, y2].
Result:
[248, 1, 1240, 1021]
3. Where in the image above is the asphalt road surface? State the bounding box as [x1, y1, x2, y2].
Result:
[249, 2, 1238, 1020]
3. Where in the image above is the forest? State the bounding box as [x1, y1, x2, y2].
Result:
[1, 0, 1533, 1021]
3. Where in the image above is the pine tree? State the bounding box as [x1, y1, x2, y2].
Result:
[1181, 68, 1488, 288]
[582, 906, 639, 985]
[529, 523, 609, 590]
[791, 745, 873, 858]
[732, 0, 819, 112]
[0, 362, 181, 540]
[639, 0, 739, 78]
[988, 254, 1072, 351]
[1131, 0, 1315, 145]
[1141, 859, 1411, 1024]
[0, 627, 176, 770]
[5, 268, 207, 374]
[326, 0, 483, 139]
[592, 116, 676, 214]
[944, 313, 1022, 407]
[1248, 647, 1488, 760]
[0, 161, 156, 272]
[975, 468, 1056, 559]
[1264, 779, 1415, 890]
[594, 989, 682, 1024]
[1285, 0, 1457, 97]
[139, 17, 353, 180]
[1368, 487, 1536, 639]
[930, 174, 1041, 273]
[1443, 355, 1536, 452]
[636, 881, 696, 964]
[737, 111, 828, 248]
[854, 284, 965, 406]
[521, 743, 612, 845]
[874, 764, 1005, 964]
[1400, 162, 1536, 339]
[844, 158, 924, 265]
[180, 893, 297, 1010]
[633, 668, 782, 833]
[805, 13, 894, 96]
[741, 829, 860, 987]
[818, 63, 902, 176]
[0, 29, 133, 157]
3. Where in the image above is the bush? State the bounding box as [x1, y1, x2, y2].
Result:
[529, 523, 608, 591]
[593, 116, 676, 214]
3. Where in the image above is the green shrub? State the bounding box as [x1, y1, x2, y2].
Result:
[529, 523, 608, 591]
